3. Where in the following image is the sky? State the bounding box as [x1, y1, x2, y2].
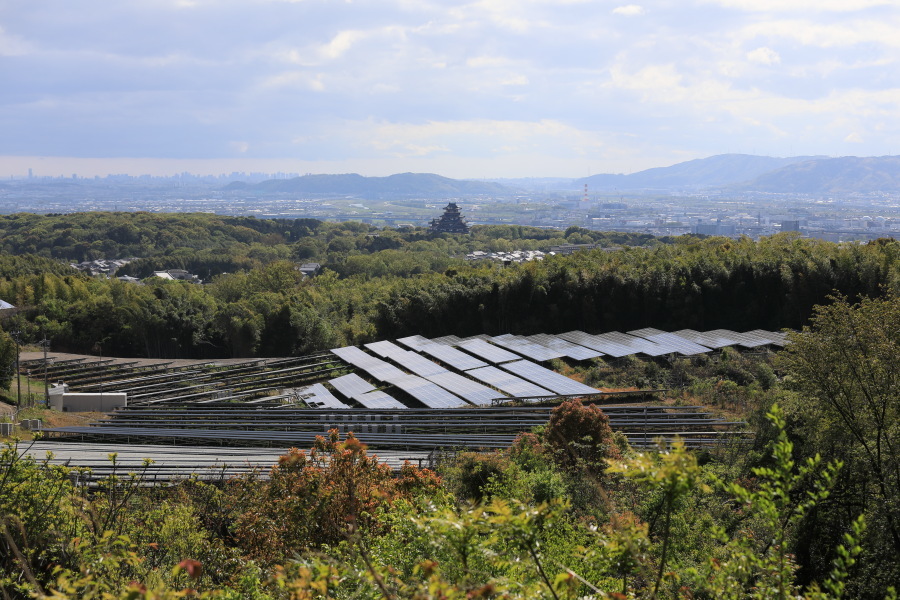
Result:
[1, 0, 898, 179]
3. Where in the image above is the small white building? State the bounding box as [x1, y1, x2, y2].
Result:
[51, 392, 127, 412]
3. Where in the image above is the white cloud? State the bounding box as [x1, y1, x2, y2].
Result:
[746, 46, 781, 65]
[844, 132, 863, 143]
[319, 30, 367, 60]
[612, 5, 646, 16]
[499, 74, 529, 85]
[738, 19, 900, 48]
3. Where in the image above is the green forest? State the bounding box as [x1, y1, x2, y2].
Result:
[0, 212, 898, 599]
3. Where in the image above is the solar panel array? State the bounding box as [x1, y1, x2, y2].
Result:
[746, 329, 788, 346]
[333, 327, 789, 407]
[417, 343, 488, 371]
[500, 360, 601, 396]
[457, 338, 521, 363]
[626, 328, 712, 356]
[425, 371, 507, 406]
[704, 329, 772, 348]
[464, 365, 555, 398]
[488, 334, 566, 361]
[330, 346, 407, 383]
[670, 329, 738, 349]
[391, 374, 470, 408]
[526, 334, 603, 360]
[396, 335, 433, 350]
[390, 351, 448, 377]
[364, 340, 407, 359]
[557, 331, 637, 357]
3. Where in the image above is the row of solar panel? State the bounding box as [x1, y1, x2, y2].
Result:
[325, 327, 785, 410]
[421, 328, 787, 360]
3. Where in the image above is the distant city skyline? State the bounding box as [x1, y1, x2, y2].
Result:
[2, 1, 897, 179]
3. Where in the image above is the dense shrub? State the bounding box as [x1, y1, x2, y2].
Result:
[544, 399, 621, 475]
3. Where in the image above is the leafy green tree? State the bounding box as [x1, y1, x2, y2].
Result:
[779, 294, 900, 593]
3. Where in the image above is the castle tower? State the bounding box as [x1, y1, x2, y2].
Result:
[430, 202, 469, 234]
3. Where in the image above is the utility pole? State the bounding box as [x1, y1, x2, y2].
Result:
[41, 331, 49, 406]
[12, 329, 20, 410]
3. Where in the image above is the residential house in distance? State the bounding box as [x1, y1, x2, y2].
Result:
[152, 269, 200, 283]
[297, 263, 322, 277]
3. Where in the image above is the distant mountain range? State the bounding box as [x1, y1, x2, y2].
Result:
[577, 154, 900, 194]
[226, 172, 511, 198]
[224, 154, 900, 197]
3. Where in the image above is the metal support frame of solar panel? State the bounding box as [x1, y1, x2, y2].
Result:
[557, 331, 637, 357]
[525, 334, 604, 360]
[455, 338, 520, 364]
[390, 374, 470, 408]
[128, 364, 347, 405]
[424, 371, 507, 406]
[127, 361, 342, 401]
[486, 335, 566, 361]
[626, 328, 713, 356]
[704, 329, 772, 349]
[364, 340, 408, 359]
[415, 343, 488, 371]
[500, 359, 601, 396]
[463, 366, 556, 398]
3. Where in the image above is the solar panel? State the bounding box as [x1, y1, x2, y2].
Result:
[557, 331, 636, 357]
[425, 372, 507, 406]
[396, 335, 434, 350]
[627, 327, 667, 338]
[329, 373, 376, 399]
[745, 329, 787, 347]
[431, 335, 463, 346]
[294, 384, 349, 409]
[705, 329, 770, 348]
[526, 334, 603, 360]
[389, 351, 448, 377]
[417, 343, 488, 371]
[500, 360, 601, 396]
[595, 331, 671, 356]
[487, 335, 566, 361]
[626, 330, 712, 356]
[330, 346, 409, 383]
[390, 374, 470, 408]
[463, 366, 555, 398]
[457, 338, 521, 363]
[671, 329, 739, 349]
[354, 390, 407, 410]
[364, 340, 408, 358]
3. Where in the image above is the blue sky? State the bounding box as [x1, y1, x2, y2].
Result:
[1, 0, 898, 178]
